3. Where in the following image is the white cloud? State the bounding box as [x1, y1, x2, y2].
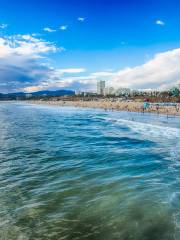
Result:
[91, 71, 114, 77]
[78, 17, 85, 22]
[32, 33, 42, 37]
[0, 34, 61, 58]
[43, 27, 56, 33]
[60, 25, 68, 30]
[0, 34, 65, 93]
[23, 69, 87, 92]
[30, 48, 180, 92]
[108, 48, 180, 90]
[56, 68, 86, 74]
[155, 20, 165, 26]
[0, 24, 8, 29]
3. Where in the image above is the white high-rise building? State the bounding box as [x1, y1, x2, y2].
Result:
[97, 80, 106, 95]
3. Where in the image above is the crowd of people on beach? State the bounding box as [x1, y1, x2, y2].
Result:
[27, 99, 180, 117]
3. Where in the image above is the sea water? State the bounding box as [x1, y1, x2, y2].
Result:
[0, 102, 180, 240]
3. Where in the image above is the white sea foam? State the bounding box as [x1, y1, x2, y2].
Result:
[104, 116, 180, 141]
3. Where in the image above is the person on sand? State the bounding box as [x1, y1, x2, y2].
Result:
[143, 101, 150, 110]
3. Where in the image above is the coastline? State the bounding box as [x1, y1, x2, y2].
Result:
[24, 100, 180, 116]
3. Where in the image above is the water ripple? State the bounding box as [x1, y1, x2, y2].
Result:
[0, 103, 180, 240]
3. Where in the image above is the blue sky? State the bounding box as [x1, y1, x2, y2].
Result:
[0, 0, 180, 92]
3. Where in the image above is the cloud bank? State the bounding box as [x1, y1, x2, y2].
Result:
[0, 33, 179, 93]
[51, 48, 180, 92]
[107, 48, 180, 90]
[0, 34, 64, 93]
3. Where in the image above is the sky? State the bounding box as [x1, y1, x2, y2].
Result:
[0, 0, 180, 93]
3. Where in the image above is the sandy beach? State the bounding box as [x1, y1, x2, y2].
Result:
[26, 100, 180, 116]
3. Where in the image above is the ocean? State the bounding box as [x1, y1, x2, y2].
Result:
[0, 102, 180, 240]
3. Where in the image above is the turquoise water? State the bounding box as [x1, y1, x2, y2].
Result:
[0, 102, 180, 240]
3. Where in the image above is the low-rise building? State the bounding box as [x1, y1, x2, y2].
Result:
[115, 88, 131, 96]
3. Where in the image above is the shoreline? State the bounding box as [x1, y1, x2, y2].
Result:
[23, 100, 180, 116]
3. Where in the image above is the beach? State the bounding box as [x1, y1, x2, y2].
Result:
[26, 99, 180, 116]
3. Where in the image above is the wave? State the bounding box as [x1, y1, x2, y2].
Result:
[103, 117, 180, 140]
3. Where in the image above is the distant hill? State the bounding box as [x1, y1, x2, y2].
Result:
[0, 89, 75, 100]
[30, 90, 75, 97]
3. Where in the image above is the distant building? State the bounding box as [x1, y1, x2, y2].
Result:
[75, 90, 81, 95]
[115, 88, 131, 96]
[97, 80, 106, 95]
[105, 87, 115, 96]
[75, 91, 97, 97]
